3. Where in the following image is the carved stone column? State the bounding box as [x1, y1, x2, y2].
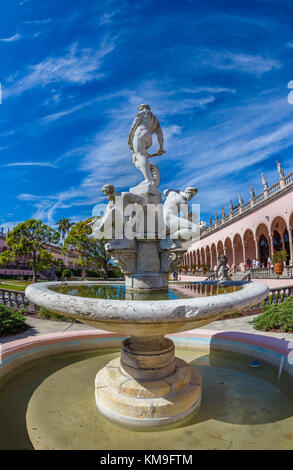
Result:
[255, 236, 260, 261]
[232, 243, 236, 272]
[242, 241, 247, 272]
[288, 227, 293, 265]
[269, 234, 274, 256]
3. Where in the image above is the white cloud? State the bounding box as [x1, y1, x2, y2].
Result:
[197, 49, 281, 75]
[0, 34, 22, 43]
[4, 162, 57, 168]
[5, 37, 116, 97]
[24, 18, 51, 25]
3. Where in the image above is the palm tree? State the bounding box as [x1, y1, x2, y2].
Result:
[56, 217, 73, 242]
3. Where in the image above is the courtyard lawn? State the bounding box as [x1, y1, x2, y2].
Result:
[0, 279, 33, 292]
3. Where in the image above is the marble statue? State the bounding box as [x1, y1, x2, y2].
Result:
[91, 184, 144, 248]
[238, 193, 243, 205]
[208, 216, 212, 226]
[261, 173, 268, 190]
[229, 200, 233, 213]
[199, 220, 207, 232]
[128, 104, 165, 185]
[277, 160, 285, 179]
[216, 254, 230, 281]
[162, 187, 198, 247]
[221, 208, 225, 218]
[250, 185, 255, 198]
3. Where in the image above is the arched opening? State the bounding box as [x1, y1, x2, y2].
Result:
[205, 246, 211, 270]
[211, 243, 217, 270]
[243, 229, 256, 265]
[233, 234, 244, 271]
[197, 249, 200, 267]
[217, 240, 224, 257]
[271, 216, 288, 253]
[272, 229, 282, 251]
[284, 229, 290, 265]
[200, 247, 205, 265]
[259, 234, 270, 267]
[224, 237, 233, 268]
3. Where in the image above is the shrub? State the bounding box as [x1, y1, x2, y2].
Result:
[252, 296, 293, 332]
[61, 268, 71, 280]
[0, 305, 29, 336]
[37, 308, 77, 323]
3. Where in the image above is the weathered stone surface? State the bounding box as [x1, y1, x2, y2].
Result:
[25, 281, 270, 336]
[95, 354, 202, 426]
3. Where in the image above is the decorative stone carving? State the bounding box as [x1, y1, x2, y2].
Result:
[128, 104, 165, 185]
[261, 173, 268, 190]
[163, 187, 199, 246]
[216, 254, 230, 281]
[91, 184, 144, 244]
[110, 250, 137, 274]
[160, 249, 185, 273]
[277, 160, 285, 179]
[250, 185, 255, 198]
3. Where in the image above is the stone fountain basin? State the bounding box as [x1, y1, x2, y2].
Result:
[25, 281, 269, 336]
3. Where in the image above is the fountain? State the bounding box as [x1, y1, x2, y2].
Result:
[25, 104, 269, 429]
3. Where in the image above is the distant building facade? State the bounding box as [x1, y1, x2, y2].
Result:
[184, 162, 293, 272]
[0, 233, 77, 278]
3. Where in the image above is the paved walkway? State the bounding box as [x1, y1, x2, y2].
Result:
[1, 313, 292, 344]
[178, 274, 293, 289]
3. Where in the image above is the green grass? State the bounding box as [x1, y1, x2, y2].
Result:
[37, 308, 78, 323]
[0, 283, 27, 291]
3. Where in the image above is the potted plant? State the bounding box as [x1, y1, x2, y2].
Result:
[271, 250, 288, 276]
[177, 264, 183, 273]
[191, 263, 197, 274]
[200, 263, 209, 276]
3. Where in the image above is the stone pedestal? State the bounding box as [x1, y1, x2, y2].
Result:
[95, 335, 202, 428]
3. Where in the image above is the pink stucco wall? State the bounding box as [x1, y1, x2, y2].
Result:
[187, 186, 293, 271]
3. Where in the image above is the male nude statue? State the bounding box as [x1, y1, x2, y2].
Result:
[91, 184, 144, 245]
[128, 104, 165, 184]
[162, 187, 199, 247]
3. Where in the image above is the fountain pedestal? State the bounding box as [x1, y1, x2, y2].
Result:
[95, 335, 202, 427]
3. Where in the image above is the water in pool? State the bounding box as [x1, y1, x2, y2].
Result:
[49, 283, 242, 301]
[0, 347, 292, 450]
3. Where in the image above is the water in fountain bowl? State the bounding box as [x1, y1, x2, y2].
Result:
[49, 282, 243, 301]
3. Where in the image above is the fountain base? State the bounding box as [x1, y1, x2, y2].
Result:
[95, 336, 202, 427]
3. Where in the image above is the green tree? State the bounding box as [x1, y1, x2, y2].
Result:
[63, 219, 111, 280]
[56, 217, 73, 242]
[52, 258, 66, 280]
[0, 219, 60, 283]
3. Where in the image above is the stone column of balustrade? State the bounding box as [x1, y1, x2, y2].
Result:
[288, 226, 293, 265]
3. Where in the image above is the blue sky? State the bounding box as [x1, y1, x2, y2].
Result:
[1, 0, 293, 230]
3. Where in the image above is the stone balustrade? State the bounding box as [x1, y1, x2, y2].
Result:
[255, 285, 293, 306]
[202, 170, 293, 237]
[0, 288, 38, 313]
[250, 265, 293, 279]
